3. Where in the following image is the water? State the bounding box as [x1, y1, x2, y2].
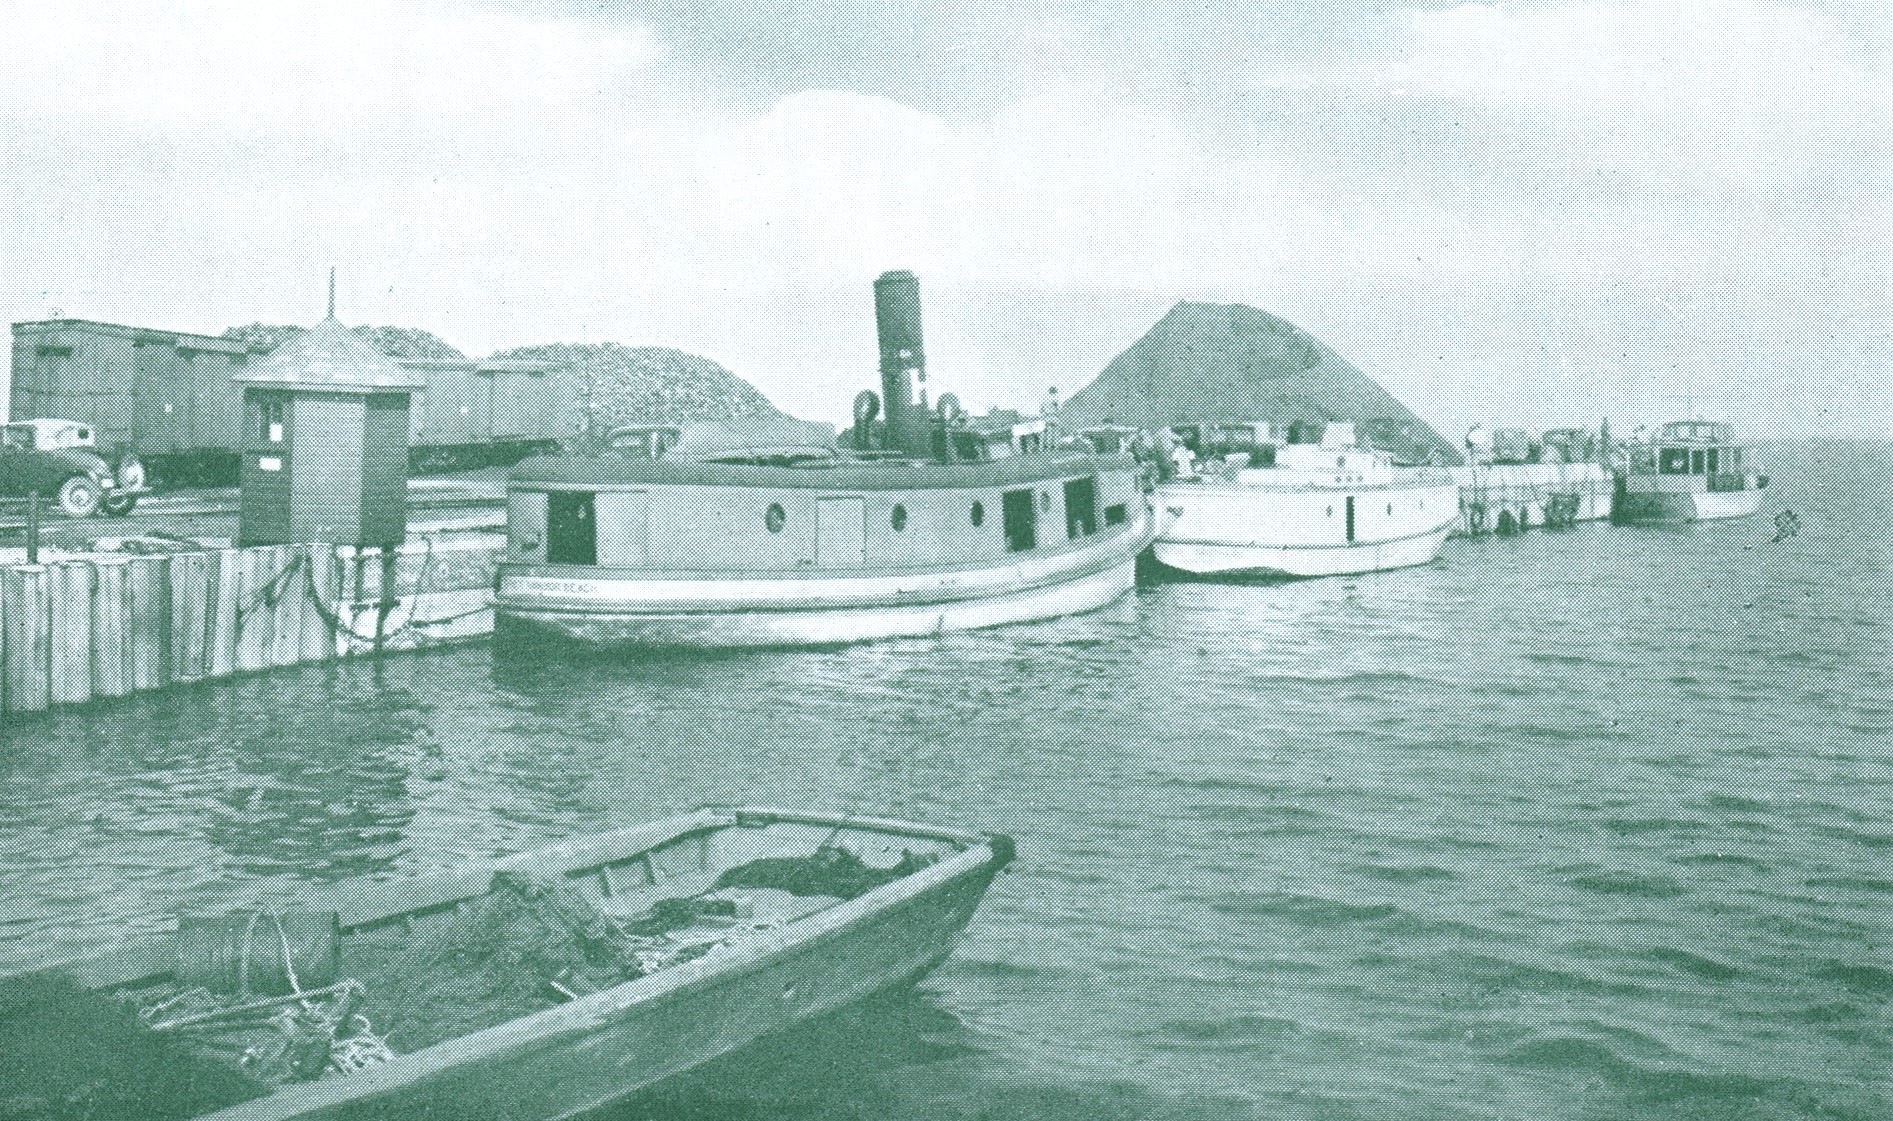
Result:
[2, 440, 1887, 1120]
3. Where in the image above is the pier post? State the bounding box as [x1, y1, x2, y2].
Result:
[234, 546, 275, 673]
[301, 544, 339, 663]
[2, 565, 52, 714]
[170, 552, 210, 682]
[270, 546, 303, 668]
[47, 561, 95, 707]
[209, 548, 240, 679]
[90, 556, 129, 699]
[125, 554, 170, 691]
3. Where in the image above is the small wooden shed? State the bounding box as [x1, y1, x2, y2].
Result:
[233, 316, 425, 548]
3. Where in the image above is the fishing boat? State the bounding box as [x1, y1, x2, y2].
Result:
[1612, 419, 1767, 523]
[16, 807, 1013, 1121]
[494, 271, 1154, 646]
[1152, 421, 1460, 579]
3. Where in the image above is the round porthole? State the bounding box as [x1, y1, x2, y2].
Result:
[765, 502, 786, 533]
[891, 504, 908, 531]
[971, 501, 985, 527]
[1040, 492, 1052, 513]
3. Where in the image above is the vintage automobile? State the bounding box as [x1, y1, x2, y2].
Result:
[0, 418, 147, 517]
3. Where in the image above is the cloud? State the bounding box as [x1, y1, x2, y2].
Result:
[1381, 0, 1887, 143]
[1, 0, 663, 136]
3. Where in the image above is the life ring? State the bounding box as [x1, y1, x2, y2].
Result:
[1467, 502, 1487, 533]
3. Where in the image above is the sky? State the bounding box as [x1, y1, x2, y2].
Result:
[2, 0, 1886, 437]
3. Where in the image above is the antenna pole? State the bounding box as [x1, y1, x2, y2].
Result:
[327, 267, 336, 320]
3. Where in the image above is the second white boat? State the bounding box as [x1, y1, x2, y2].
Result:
[1153, 422, 1460, 579]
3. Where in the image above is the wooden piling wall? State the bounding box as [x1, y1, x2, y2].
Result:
[0, 534, 502, 717]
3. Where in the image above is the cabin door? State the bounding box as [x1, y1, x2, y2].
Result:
[817, 496, 866, 566]
[1345, 495, 1356, 543]
[594, 491, 649, 566]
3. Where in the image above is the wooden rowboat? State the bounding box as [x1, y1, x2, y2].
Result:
[26, 807, 1013, 1121]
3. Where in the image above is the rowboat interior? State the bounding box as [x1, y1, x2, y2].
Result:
[8, 808, 998, 1120]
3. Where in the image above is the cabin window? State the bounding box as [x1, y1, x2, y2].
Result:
[1003, 488, 1037, 552]
[891, 503, 908, 531]
[970, 501, 985, 527]
[547, 491, 597, 565]
[1104, 503, 1128, 527]
[258, 397, 286, 444]
[35, 345, 72, 358]
[1387, 503, 1394, 516]
[1705, 448, 1719, 474]
[1064, 475, 1098, 538]
[1040, 491, 1052, 513]
[1659, 448, 1689, 474]
[765, 502, 786, 533]
[1729, 449, 1742, 471]
[1691, 449, 1706, 474]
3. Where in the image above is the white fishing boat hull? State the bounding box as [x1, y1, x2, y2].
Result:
[498, 503, 1153, 647]
[1613, 480, 1766, 523]
[1154, 479, 1460, 579]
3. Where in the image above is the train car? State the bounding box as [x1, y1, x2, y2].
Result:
[10, 318, 564, 485]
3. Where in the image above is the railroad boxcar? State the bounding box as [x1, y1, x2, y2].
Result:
[10, 318, 564, 485]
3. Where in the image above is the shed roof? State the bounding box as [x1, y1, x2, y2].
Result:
[232, 316, 425, 391]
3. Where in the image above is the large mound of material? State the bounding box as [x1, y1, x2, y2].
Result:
[220, 324, 466, 361]
[1060, 302, 1461, 465]
[0, 973, 268, 1121]
[490, 343, 789, 435]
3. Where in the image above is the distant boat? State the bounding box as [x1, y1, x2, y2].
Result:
[1152, 422, 1460, 579]
[495, 272, 1154, 647]
[28, 807, 1013, 1121]
[1612, 420, 1767, 523]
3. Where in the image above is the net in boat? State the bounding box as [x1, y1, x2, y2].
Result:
[352, 869, 648, 1051]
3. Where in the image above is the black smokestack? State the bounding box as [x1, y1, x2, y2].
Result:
[874, 270, 928, 457]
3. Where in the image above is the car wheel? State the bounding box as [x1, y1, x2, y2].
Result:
[103, 490, 137, 516]
[58, 474, 102, 518]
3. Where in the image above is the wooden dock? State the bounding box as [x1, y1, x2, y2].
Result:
[0, 534, 501, 716]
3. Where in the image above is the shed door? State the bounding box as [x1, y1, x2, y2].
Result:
[816, 496, 866, 567]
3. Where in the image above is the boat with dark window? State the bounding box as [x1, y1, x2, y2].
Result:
[1152, 421, 1461, 579]
[1612, 419, 1767, 523]
[10, 807, 1012, 1121]
[494, 272, 1154, 646]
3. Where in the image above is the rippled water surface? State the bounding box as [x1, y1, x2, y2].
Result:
[3, 440, 1888, 1120]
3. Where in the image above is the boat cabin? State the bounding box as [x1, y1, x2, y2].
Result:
[1644, 421, 1751, 489]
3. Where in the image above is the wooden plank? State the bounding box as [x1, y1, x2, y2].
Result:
[233, 547, 274, 672]
[2, 565, 52, 713]
[47, 561, 94, 706]
[300, 543, 339, 662]
[168, 551, 209, 681]
[270, 545, 302, 667]
[90, 557, 129, 698]
[125, 554, 169, 691]
[208, 548, 239, 679]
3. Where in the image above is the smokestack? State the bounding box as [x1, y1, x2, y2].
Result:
[873, 270, 929, 457]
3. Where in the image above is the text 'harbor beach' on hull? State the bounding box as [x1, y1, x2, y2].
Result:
[495, 271, 1155, 647]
